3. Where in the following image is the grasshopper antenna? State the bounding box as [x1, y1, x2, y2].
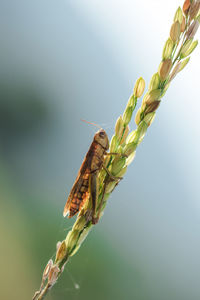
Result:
[81, 119, 101, 129]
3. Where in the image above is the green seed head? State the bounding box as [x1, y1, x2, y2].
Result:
[135, 108, 141, 125]
[126, 151, 136, 166]
[174, 7, 183, 23]
[133, 77, 145, 98]
[180, 38, 194, 57]
[120, 125, 129, 144]
[143, 112, 156, 127]
[105, 181, 117, 193]
[148, 73, 160, 91]
[123, 142, 137, 157]
[117, 166, 127, 177]
[137, 121, 148, 141]
[144, 89, 162, 105]
[182, 40, 198, 57]
[179, 57, 190, 72]
[162, 38, 174, 60]
[110, 135, 118, 153]
[126, 130, 137, 143]
[111, 156, 126, 176]
[127, 94, 137, 107]
[122, 106, 133, 125]
[65, 230, 80, 254]
[115, 115, 124, 138]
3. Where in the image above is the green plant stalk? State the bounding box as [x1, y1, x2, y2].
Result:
[33, 1, 200, 299]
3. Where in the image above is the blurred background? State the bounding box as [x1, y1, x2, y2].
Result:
[1, 0, 200, 299]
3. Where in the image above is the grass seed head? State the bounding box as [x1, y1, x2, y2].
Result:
[133, 77, 145, 98]
[170, 21, 181, 42]
[115, 116, 124, 138]
[148, 73, 160, 91]
[162, 38, 174, 60]
[122, 106, 133, 125]
[135, 108, 141, 125]
[174, 7, 183, 23]
[158, 59, 172, 81]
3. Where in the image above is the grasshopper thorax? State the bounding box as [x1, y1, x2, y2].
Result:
[94, 129, 109, 150]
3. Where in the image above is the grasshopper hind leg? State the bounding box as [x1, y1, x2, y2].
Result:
[84, 171, 99, 225]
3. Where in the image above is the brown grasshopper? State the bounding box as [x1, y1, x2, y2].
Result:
[63, 128, 120, 224]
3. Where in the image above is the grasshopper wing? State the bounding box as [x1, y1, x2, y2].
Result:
[63, 171, 90, 218]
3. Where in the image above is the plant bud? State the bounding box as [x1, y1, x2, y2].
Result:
[180, 38, 193, 57]
[126, 130, 137, 143]
[126, 151, 136, 166]
[148, 73, 160, 91]
[73, 215, 87, 231]
[115, 116, 124, 138]
[111, 157, 126, 176]
[189, 1, 200, 20]
[162, 38, 174, 60]
[174, 7, 183, 23]
[123, 142, 137, 157]
[179, 57, 190, 71]
[170, 21, 181, 42]
[65, 230, 80, 254]
[105, 181, 117, 193]
[137, 121, 148, 141]
[133, 77, 145, 98]
[110, 135, 118, 153]
[120, 125, 129, 144]
[55, 241, 67, 262]
[75, 226, 91, 251]
[144, 89, 162, 105]
[117, 166, 127, 177]
[122, 106, 133, 125]
[135, 108, 141, 125]
[158, 59, 172, 81]
[182, 40, 198, 57]
[145, 100, 161, 114]
[143, 112, 156, 127]
[181, 16, 186, 32]
[183, 0, 191, 15]
[186, 20, 199, 39]
[126, 94, 137, 108]
[117, 145, 123, 154]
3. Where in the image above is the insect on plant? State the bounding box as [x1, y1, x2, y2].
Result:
[33, 2, 200, 299]
[63, 121, 123, 224]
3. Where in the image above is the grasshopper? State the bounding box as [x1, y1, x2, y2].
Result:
[63, 128, 120, 224]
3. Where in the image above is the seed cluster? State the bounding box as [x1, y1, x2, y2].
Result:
[33, 2, 200, 299]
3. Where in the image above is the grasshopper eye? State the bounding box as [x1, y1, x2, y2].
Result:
[99, 131, 105, 138]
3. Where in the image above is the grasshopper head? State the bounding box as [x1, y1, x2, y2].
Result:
[94, 129, 109, 150]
